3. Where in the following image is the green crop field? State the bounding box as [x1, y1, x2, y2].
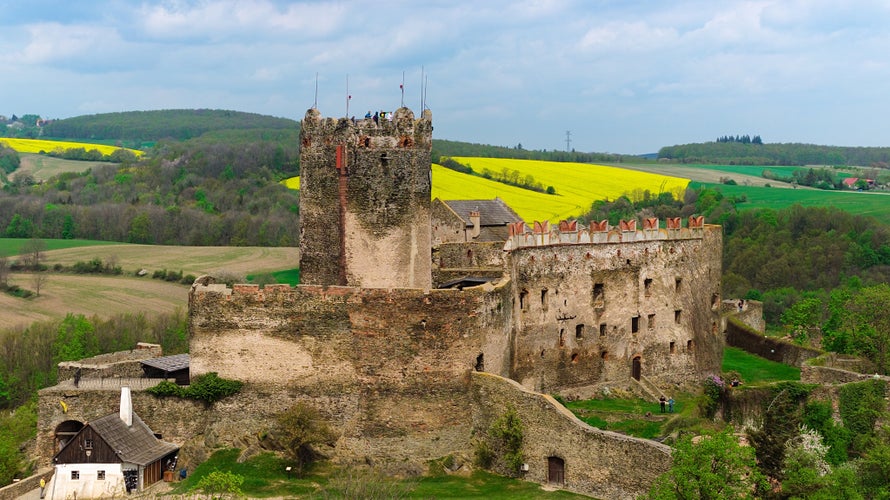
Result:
[697, 182, 890, 218]
[434, 158, 689, 222]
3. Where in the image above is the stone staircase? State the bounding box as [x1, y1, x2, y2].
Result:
[632, 374, 666, 403]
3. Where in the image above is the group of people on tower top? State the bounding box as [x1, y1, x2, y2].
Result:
[364, 110, 394, 125]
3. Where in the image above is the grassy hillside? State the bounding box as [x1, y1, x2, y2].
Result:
[697, 182, 890, 219]
[0, 241, 299, 327]
[14, 154, 107, 183]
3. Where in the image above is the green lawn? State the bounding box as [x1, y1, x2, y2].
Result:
[721, 346, 801, 384]
[171, 449, 589, 499]
[564, 396, 687, 439]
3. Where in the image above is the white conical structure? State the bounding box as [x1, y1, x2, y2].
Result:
[119, 386, 133, 427]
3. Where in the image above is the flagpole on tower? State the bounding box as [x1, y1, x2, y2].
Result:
[400, 71, 405, 108]
[313, 73, 318, 109]
[345, 75, 351, 117]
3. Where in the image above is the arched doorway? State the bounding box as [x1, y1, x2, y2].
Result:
[632, 356, 642, 381]
[55, 420, 84, 452]
[548, 456, 565, 484]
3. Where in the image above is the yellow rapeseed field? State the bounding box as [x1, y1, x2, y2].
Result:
[281, 158, 690, 223]
[0, 138, 143, 156]
[439, 158, 689, 222]
[280, 176, 300, 189]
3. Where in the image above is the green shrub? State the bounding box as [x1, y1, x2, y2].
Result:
[195, 469, 244, 498]
[147, 373, 242, 404]
[271, 402, 337, 475]
[146, 380, 183, 398]
[185, 373, 243, 403]
[474, 406, 524, 476]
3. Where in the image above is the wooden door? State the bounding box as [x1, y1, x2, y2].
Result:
[548, 456, 565, 484]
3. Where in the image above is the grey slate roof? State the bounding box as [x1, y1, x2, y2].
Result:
[442, 199, 524, 227]
[88, 413, 179, 466]
[140, 354, 189, 373]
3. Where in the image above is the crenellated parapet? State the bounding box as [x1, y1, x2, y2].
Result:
[504, 216, 708, 250]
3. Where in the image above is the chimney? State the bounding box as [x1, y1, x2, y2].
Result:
[469, 210, 481, 240]
[120, 386, 133, 427]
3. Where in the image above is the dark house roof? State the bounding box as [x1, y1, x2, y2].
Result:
[141, 354, 189, 373]
[442, 199, 524, 227]
[56, 413, 178, 466]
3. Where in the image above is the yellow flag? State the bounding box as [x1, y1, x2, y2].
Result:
[60, 400, 68, 413]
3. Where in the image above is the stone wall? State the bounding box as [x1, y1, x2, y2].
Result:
[0, 468, 53, 500]
[801, 353, 883, 384]
[509, 224, 723, 393]
[57, 343, 162, 380]
[188, 278, 514, 467]
[471, 372, 671, 499]
[432, 241, 506, 287]
[725, 317, 822, 367]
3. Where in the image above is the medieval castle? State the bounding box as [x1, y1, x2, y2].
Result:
[33, 107, 725, 499]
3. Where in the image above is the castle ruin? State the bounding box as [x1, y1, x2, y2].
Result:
[37, 107, 723, 499]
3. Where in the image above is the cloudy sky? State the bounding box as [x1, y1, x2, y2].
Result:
[2, 0, 888, 154]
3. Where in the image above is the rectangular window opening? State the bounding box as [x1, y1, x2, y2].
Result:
[675, 277, 682, 292]
[593, 283, 604, 304]
[675, 309, 682, 324]
[647, 313, 656, 330]
[631, 316, 640, 333]
[644, 278, 653, 297]
[599, 323, 607, 336]
[541, 288, 549, 311]
[71, 471, 80, 480]
[670, 341, 676, 354]
[97, 470, 106, 480]
[575, 324, 584, 339]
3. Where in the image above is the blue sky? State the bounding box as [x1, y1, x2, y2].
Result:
[1, 0, 889, 154]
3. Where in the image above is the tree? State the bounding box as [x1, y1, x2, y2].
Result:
[0, 257, 8, 288]
[53, 314, 99, 364]
[841, 284, 890, 374]
[271, 402, 337, 475]
[782, 426, 832, 498]
[20, 238, 46, 270]
[31, 271, 46, 297]
[647, 427, 767, 499]
[195, 470, 244, 499]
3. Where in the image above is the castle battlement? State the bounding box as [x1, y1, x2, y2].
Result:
[504, 216, 707, 250]
[301, 106, 433, 149]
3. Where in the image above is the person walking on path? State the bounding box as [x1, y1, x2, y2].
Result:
[668, 397, 675, 413]
[39, 477, 46, 498]
[659, 395, 666, 413]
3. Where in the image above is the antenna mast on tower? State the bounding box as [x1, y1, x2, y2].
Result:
[565, 130, 572, 152]
[345, 75, 351, 117]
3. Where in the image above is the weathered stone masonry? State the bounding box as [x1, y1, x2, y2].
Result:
[299, 107, 432, 289]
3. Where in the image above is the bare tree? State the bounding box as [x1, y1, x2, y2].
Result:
[31, 271, 47, 297]
[20, 238, 47, 270]
[0, 256, 8, 288]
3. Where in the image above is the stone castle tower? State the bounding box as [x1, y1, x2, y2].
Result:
[299, 107, 433, 288]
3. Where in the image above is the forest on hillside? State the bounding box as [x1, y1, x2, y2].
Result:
[41, 109, 298, 144]
[658, 141, 890, 166]
[0, 129, 301, 246]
